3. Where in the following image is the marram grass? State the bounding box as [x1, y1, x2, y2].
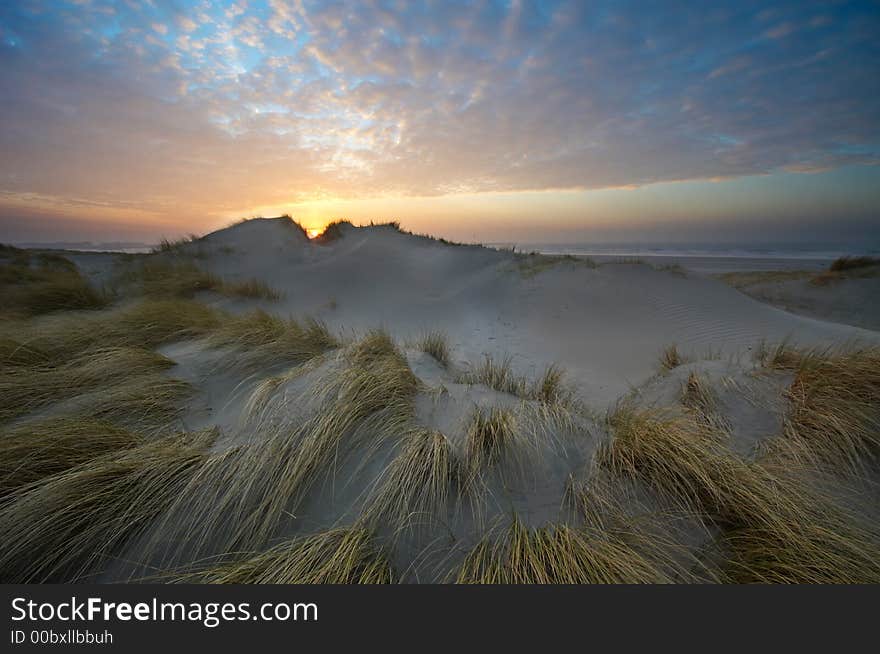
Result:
[173, 528, 394, 584]
[364, 429, 459, 535]
[0, 430, 214, 583]
[0, 418, 137, 497]
[595, 404, 880, 583]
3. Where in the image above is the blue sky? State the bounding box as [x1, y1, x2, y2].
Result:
[0, 0, 878, 244]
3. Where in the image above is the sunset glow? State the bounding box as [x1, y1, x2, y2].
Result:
[0, 1, 878, 247]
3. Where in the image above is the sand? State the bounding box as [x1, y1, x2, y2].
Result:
[7, 218, 879, 583]
[146, 218, 876, 410]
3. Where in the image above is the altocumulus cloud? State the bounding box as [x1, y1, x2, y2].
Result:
[0, 0, 878, 220]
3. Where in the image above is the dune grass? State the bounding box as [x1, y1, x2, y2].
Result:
[465, 406, 518, 481]
[768, 346, 880, 469]
[313, 220, 351, 243]
[456, 516, 690, 584]
[0, 249, 107, 317]
[418, 330, 450, 366]
[512, 252, 597, 278]
[0, 299, 221, 369]
[209, 309, 337, 369]
[365, 429, 459, 534]
[118, 259, 221, 298]
[829, 255, 878, 272]
[459, 355, 529, 397]
[0, 429, 214, 583]
[151, 234, 199, 254]
[142, 330, 420, 565]
[176, 528, 394, 584]
[219, 278, 283, 300]
[594, 404, 880, 583]
[658, 344, 685, 371]
[0, 346, 178, 424]
[0, 418, 137, 497]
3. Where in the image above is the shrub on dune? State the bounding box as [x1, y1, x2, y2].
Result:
[0, 430, 214, 583]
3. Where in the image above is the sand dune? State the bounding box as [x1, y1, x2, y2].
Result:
[172, 218, 877, 408]
[2, 218, 878, 584]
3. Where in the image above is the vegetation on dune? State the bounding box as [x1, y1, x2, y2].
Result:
[658, 344, 686, 371]
[0, 346, 178, 424]
[0, 430, 214, 583]
[0, 247, 107, 317]
[455, 515, 696, 584]
[763, 345, 880, 469]
[144, 329, 419, 566]
[364, 429, 459, 535]
[418, 330, 450, 367]
[512, 252, 597, 278]
[220, 278, 283, 300]
[465, 406, 518, 482]
[175, 528, 394, 584]
[595, 403, 880, 583]
[209, 309, 337, 369]
[0, 418, 137, 498]
[828, 255, 878, 272]
[459, 355, 529, 398]
[312, 219, 351, 243]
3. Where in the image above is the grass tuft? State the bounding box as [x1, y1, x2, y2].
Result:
[658, 344, 685, 371]
[0, 418, 137, 497]
[365, 429, 459, 534]
[418, 330, 450, 366]
[0, 430, 214, 582]
[176, 528, 394, 584]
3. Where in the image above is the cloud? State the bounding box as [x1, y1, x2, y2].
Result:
[0, 0, 878, 227]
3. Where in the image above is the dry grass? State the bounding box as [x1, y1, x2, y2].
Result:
[209, 309, 337, 369]
[465, 406, 518, 482]
[0, 249, 107, 317]
[512, 252, 597, 278]
[595, 404, 880, 583]
[143, 330, 419, 565]
[829, 255, 878, 272]
[0, 418, 137, 497]
[116, 259, 219, 298]
[459, 355, 529, 398]
[176, 528, 394, 584]
[364, 429, 459, 534]
[456, 516, 690, 584]
[0, 430, 214, 583]
[219, 278, 283, 300]
[0, 346, 178, 424]
[151, 234, 199, 254]
[771, 346, 880, 469]
[658, 344, 685, 371]
[418, 330, 450, 366]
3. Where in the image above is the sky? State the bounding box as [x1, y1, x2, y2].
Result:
[0, 0, 878, 246]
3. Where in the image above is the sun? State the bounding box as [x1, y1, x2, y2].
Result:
[306, 227, 323, 239]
